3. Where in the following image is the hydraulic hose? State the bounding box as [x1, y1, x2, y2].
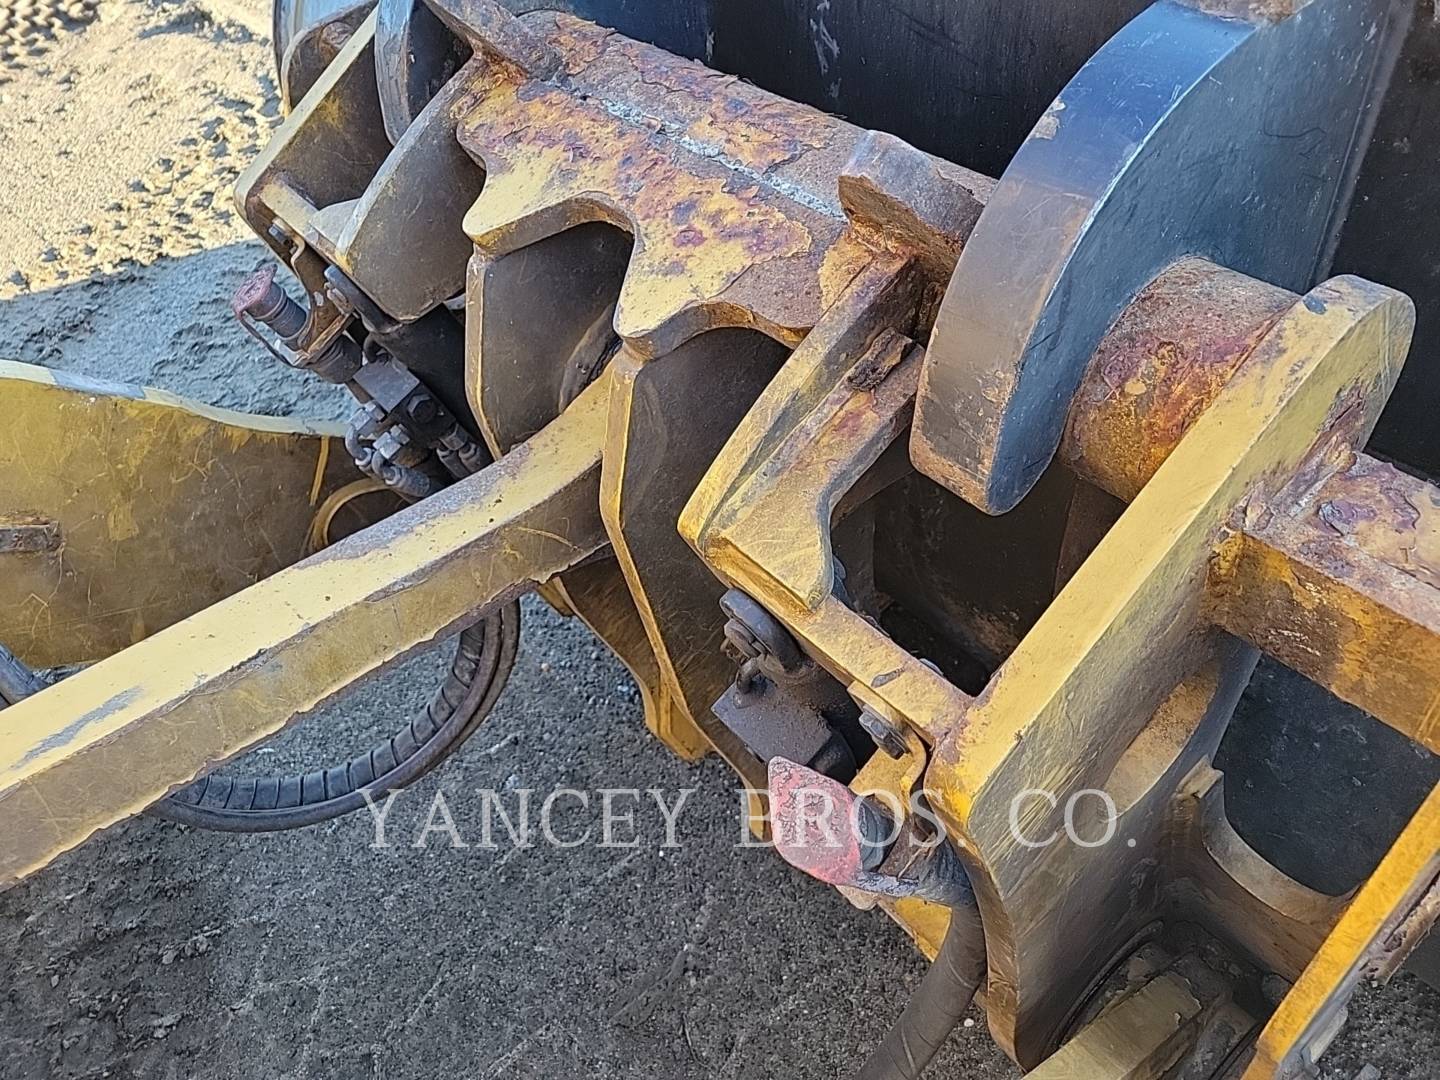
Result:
[856, 879, 987, 1080]
[0, 642, 47, 707]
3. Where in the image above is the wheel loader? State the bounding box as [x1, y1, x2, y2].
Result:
[2, 0, 1439, 1075]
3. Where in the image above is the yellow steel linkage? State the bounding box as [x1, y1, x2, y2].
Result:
[1246, 780, 1440, 1077]
[0, 374, 611, 887]
[3, 1, 1437, 1075]
[687, 258, 1434, 1069]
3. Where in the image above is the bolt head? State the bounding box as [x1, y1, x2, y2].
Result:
[407, 396, 439, 424]
[859, 707, 907, 758]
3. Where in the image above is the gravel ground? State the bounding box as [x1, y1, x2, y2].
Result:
[0, 2, 1436, 1078]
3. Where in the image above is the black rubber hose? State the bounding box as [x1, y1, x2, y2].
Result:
[856, 878, 987, 1080]
[150, 601, 520, 831]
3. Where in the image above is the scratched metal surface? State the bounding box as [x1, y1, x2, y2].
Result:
[283, 0, 1440, 475]
[522, 0, 1440, 479]
[1, 0, 1437, 1075]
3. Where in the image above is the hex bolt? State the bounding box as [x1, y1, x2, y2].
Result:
[373, 427, 411, 463]
[407, 395, 439, 426]
[859, 705, 907, 758]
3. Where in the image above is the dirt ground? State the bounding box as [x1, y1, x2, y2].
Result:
[0, 1, 1437, 1078]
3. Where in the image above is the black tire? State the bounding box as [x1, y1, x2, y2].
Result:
[151, 602, 520, 832]
[272, 0, 360, 71]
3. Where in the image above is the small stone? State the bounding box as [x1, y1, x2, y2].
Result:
[152, 1012, 182, 1037]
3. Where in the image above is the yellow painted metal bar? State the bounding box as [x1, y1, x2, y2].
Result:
[1245, 781, 1440, 1078]
[681, 260, 969, 744]
[927, 278, 1413, 1064]
[0, 375, 612, 888]
[1212, 452, 1440, 754]
[1025, 973, 1205, 1080]
[0, 361, 364, 668]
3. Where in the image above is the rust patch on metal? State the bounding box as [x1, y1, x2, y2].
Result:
[1063, 258, 1294, 502]
[845, 329, 913, 392]
[0, 516, 62, 554]
[454, 15, 847, 351]
[551, 18, 838, 174]
[1307, 454, 1440, 590]
[1211, 451, 1440, 753]
[839, 130, 993, 279]
[453, 12, 962, 357]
